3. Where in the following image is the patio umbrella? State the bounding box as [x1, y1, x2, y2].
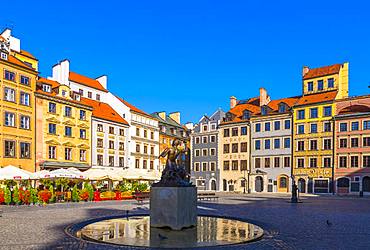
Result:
[0, 165, 32, 180]
[84, 168, 122, 181]
[30, 170, 52, 179]
[67, 167, 86, 179]
[48, 168, 83, 179]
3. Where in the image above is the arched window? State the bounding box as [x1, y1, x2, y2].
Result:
[279, 176, 287, 188]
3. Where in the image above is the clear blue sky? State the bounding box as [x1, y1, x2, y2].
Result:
[2, 0, 370, 123]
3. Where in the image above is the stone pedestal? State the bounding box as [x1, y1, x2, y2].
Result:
[150, 186, 197, 230]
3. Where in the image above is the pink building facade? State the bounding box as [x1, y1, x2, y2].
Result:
[334, 95, 370, 194]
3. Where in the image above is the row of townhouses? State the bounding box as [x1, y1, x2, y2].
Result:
[191, 62, 370, 195]
[0, 29, 190, 176]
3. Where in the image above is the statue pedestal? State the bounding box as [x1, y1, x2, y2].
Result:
[150, 186, 197, 230]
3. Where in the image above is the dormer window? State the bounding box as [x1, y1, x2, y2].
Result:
[242, 110, 250, 120]
[62, 90, 67, 97]
[225, 112, 232, 122]
[42, 84, 51, 93]
[261, 106, 267, 116]
[1, 52, 7, 60]
[278, 103, 286, 113]
[74, 93, 81, 101]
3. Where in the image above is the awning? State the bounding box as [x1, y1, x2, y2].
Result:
[40, 161, 90, 171]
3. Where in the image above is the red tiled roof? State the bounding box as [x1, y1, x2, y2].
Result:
[295, 90, 338, 106]
[7, 55, 35, 71]
[222, 97, 260, 124]
[116, 96, 152, 118]
[19, 50, 37, 60]
[38, 77, 60, 89]
[81, 98, 129, 125]
[267, 96, 300, 111]
[69, 72, 108, 92]
[303, 64, 341, 80]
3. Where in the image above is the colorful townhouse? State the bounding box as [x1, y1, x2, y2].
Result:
[190, 109, 225, 191]
[82, 98, 129, 168]
[0, 29, 38, 172]
[293, 63, 349, 194]
[151, 111, 189, 171]
[35, 78, 93, 171]
[250, 88, 299, 193]
[218, 96, 260, 192]
[334, 95, 370, 194]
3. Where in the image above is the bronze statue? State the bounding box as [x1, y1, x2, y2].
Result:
[152, 139, 193, 187]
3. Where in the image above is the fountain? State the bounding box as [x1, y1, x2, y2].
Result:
[70, 139, 264, 248]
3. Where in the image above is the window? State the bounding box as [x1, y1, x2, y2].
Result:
[4, 70, 15, 81]
[310, 123, 318, 133]
[79, 110, 86, 120]
[274, 139, 280, 149]
[210, 135, 216, 143]
[136, 128, 140, 136]
[324, 122, 331, 132]
[88, 91, 92, 98]
[351, 122, 359, 131]
[1, 52, 7, 60]
[65, 126, 72, 137]
[203, 125, 208, 132]
[255, 140, 261, 150]
[232, 160, 238, 170]
[241, 142, 248, 152]
[284, 138, 290, 148]
[279, 104, 286, 113]
[97, 138, 103, 148]
[363, 156, 370, 168]
[49, 102, 56, 113]
[364, 137, 370, 147]
[194, 162, 200, 171]
[261, 106, 267, 115]
[284, 157, 290, 168]
[308, 81, 314, 91]
[80, 129, 86, 139]
[339, 138, 347, 148]
[351, 138, 359, 148]
[242, 110, 250, 119]
[5, 112, 15, 127]
[119, 129, 125, 136]
[96, 94, 100, 101]
[255, 123, 261, 132]
[223, 129, 230, 137]
[364, 121, 370, 130]
[274, 121, 280, 130]
[48, 146, 56, 159]
[310, 140, 317, 150]
[298, 124, 305, 134]
[323, 106, 332, 117]
[150, 146, 154, 155]
[64, 106, 72, 117]
[4, 140, 16, 157]
[285, 120, 291, 129]
[195, 149, 200, 156]
[42, 84, 51, 92]
[210, 148, 216, 156]
[144, 145, 148, 154]
[241, 126, 247, 135]
[119, 157, 125, 167]
[255, 158, 261, 168]
[20, 142, 31, 158]
[119, 142, 124, 150]
[265, 158, 270, 168]
[20, 92, 30, 106]
[109, 156, 115, 166]
[323, 157, 331, 168]
[323, 139, 331, 150]
[265, 122, 271, 131]
[135, 159, 140, 168]
[4, 87, 15, 102]
[339, 156, 347, 168]
[223, 161, 230, 170]
[65, 148, 72, 160]
[310, 108, 318, 119]
[222, 144, 229, 154]
[109, 140, 114, 149]
[150, 160, 154, 169]
[232, 143, 238, 153]
[20, 115, 30, 129]
[297, 110, 305, 120]
[241, 160, 247, 170]
[202, 136, 208, 144]
[317, 80, 324, 90]
[340, 123, 347, 132]
[297, 158, 304, 168]
[274, 157, 280, 168]
[80, 150, 86, 162]
[232, 128, 238, 136]
[211, 123, 216, 130]
[210, 162, 216, 171]
[143, 129, 147, 138]
[351, 156, 359, 168]
[328, 78, 334, 88]
[297, 141, 305, 151]
[109, 126, 115, 134]
[195, 137, 200, 144]
[97, 155, 103, 166]
[264, 139, 270, 149]
[202, 162, 207, 171]
[97, 124, 103, 132]
[151, 132, 154, 139]
[309, 158, 317, 168]
[202, 149, 208, 156]
[48, 123, 56, 134]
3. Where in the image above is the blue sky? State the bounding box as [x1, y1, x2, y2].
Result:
[2, 0, 370, 123]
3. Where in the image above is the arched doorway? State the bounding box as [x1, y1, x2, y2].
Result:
[363, 176, 370, 192]
[298, 178, 306, 193]
[210, 180, 216, 191]
[337, 177, 350, 194]
[278, 175, 289, 193]
[255, 176, 263, 192]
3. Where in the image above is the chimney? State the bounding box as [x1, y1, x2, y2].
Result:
[52, 59, 70, 85]
[185, 122, 194, 131]
[96, 75, 107, 89]
[169, 112, 180, 124]
[259, 88, 270, 106]
[1, 28, 20, 52]
[302, 66, 309, 77]
[230, 96, 237, 109]
[158, 111, 166, 120]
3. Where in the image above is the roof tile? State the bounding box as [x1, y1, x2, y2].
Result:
[69, 72, 108, 92]
[303, 64, 341, 80]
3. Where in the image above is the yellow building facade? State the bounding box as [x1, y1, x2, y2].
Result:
[35, 78, 93, 171]
[293, 63, 349, 194]
[0, 29, 38, 172]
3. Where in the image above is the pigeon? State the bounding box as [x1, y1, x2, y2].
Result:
[158, 233, 168, 240]
[326, 220, 332, 226]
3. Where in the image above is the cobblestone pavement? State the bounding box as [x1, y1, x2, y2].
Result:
[0, 193, 370, 250]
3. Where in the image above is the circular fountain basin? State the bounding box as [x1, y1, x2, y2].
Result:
[77, 215, 263, 248]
